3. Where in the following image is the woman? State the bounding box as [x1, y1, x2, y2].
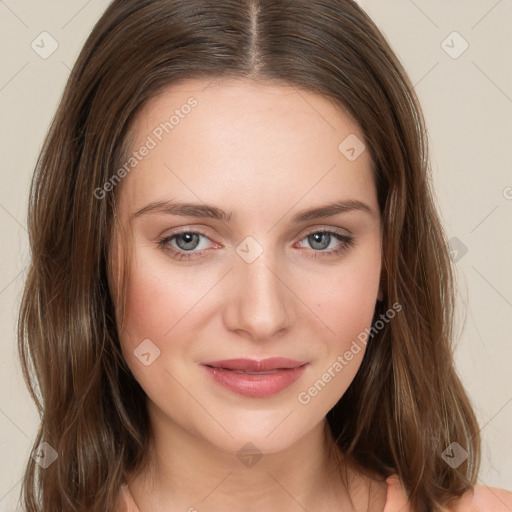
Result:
[18, 1, 512, 511]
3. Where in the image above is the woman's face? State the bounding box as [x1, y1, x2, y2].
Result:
[110, 78, 382, 454]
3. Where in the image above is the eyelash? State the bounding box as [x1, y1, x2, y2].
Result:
[157, 229, 355, 261]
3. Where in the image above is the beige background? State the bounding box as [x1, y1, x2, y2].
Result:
[0, 0, 511, 509]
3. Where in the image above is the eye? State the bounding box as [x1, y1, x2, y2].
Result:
[157, 228, 355, 261]
[296, 230, 355, 257]
[157, 231, 215, 260]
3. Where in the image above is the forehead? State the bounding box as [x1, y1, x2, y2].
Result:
[117, 78, 377, 219]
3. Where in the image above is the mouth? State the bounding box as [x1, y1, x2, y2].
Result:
[200, 358, 309, 398]
[202, 357, 308, 372]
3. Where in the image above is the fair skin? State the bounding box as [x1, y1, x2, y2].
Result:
[109, 78, 387, 511]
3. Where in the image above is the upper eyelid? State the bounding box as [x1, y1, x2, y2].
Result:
[163, 223, 352, 239]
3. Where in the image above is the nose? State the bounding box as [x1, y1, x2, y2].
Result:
[222, 252, 295, 342]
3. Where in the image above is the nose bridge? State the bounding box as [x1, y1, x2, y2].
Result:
[224, 244, 293, 340]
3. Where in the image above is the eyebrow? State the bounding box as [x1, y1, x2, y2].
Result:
[131, 199, 375, 223]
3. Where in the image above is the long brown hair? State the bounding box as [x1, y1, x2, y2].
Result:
[18, 1, 481, 510]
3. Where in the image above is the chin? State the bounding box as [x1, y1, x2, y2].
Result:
[191, 412, 318, 458]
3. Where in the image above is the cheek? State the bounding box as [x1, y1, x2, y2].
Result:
[304, 248, 381, 348]
[330, 272, 379, 341]
[116, 246, 225, 387]
[293, 256, 381, 413]
[120, 244, 211, 335]
[117, 252, 194, 368]
[122, 267, 174, 340]
[115, 257, 199, 410]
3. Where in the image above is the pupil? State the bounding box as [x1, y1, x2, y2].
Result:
[176, 233, 199, 250]
[309, 233, 330, 250]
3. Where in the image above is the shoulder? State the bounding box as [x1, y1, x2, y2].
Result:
[385, 475, 512, 512]
[443, 483, 512, 512]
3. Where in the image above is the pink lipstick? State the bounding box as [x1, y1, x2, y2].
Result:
[201, 358, 308, 398]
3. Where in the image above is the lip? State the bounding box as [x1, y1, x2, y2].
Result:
[201, 358, 309, 398]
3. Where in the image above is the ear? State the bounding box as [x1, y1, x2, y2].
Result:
[377, 288, 384, 302]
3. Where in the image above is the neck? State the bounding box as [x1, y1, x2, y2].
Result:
[126, 403, 362, 512]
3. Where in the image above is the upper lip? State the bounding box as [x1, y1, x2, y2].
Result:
[201, 358, 308, 372]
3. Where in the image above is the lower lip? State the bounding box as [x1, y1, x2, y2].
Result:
[202, 364, 308, 398]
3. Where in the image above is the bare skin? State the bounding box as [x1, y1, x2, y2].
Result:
[109, 77, 386, 511]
